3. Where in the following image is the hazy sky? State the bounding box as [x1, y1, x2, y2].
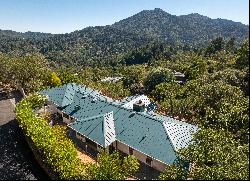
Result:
[0, 0, 249, 33]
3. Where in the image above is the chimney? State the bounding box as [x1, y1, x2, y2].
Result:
[133, 100, 146, 112]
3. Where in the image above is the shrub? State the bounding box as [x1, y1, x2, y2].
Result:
[15, 94, 85, 179]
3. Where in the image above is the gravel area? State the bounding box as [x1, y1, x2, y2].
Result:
[76, 149, 96, 164]
[0, 91, 49, 180]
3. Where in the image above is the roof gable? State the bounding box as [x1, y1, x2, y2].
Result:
[61, 83, 77, 107]
[40, 84, 70, 107]
[69, 111, 116, 147]
[163, 121, 198, 150]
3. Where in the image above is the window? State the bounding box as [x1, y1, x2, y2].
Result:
[76, 132, 86, 142]
[129, 147, 133, 155]
[86, 137, 95, 145]
[146, 156, 152, 166]
[62, 112, 70, 119]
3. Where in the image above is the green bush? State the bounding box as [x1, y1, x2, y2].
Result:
[85, 150, 139, 180]
[15, 94, 85, 179]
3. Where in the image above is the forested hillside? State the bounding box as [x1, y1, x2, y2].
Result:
[0, 8, 248, 66]
[113, 8, 248, 47]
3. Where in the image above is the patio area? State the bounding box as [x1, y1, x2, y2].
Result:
[76, 149, 96, 164]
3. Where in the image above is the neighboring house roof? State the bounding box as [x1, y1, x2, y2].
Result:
[100, 77, 123, 82]
[40, 83, 198, 165]
[174, 71, 185, 77]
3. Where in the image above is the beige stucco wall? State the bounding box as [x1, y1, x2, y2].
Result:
[47, 102, 58, 114]
[116, 141, 129, 154]
[116, 141, 167, 171]
[133, 149, 147, 163]
[152, 159, 167, 171]
[62, 115, 71, 124]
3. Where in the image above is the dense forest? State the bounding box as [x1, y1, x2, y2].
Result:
[0, 8, 249, 180]
[0, 8, 248, 66]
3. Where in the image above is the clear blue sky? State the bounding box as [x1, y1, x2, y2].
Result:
[0, 0, 248, 33]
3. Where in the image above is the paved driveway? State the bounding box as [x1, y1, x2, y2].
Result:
[0, 99, 16, 126]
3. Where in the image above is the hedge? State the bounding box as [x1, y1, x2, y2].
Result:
[15, 94, 86, 179]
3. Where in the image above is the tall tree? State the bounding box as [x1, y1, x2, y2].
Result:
[143, 68, 175, 93]
[179, 128, 249, 180]
[235, 40, 249, 69]
[205, 37, 225, 56]
[0, 53, 50, 93]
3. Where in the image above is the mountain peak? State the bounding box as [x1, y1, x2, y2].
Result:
[153, 8, 164, 12]
[137, 8, 171, 17]
[186, 13, 210, 18]
[177, 13, 211, 21]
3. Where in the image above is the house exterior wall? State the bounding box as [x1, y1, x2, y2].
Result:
[76, 132, 86, 142]
[133, 149, 148, 163]
[48, 104, 73, 124]
[63, 116, 71, 124]
[116, 141, 129, 154]
[152, 159, 167, 171]
[116, 141, 167, 171]
[47, 102, 58, 114]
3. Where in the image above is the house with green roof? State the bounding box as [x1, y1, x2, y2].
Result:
[40, 83, 198, 172]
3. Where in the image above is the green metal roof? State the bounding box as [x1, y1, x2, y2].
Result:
[40, 84, 70, 107]
[40, 83, 102, 107]
[40, 83, 198, 165]
[69, 111, 116, 147]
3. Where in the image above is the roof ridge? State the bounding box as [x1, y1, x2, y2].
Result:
[97, 91, 195, 127]
[98, 96, 166, 124]
[63, 83, 191, 125]
[81, 111, 112, 122]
